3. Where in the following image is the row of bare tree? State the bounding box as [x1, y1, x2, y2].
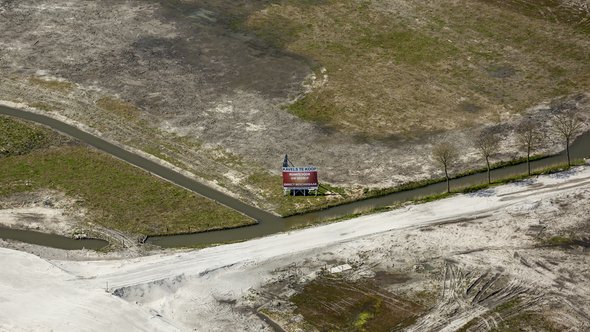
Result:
[433, 110, 585, 193]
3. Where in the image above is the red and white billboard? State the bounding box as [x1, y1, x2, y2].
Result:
[282, 167, 318, 190]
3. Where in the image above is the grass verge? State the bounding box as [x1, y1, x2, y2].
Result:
[28, 76, 74, 92]
[0, 116, 52, 157]
[96, 96, 141, 120]
[363, 153, 551, 198]
[0, 146, 254, 236]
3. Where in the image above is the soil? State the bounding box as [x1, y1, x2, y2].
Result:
[0, 190, 85, 237]
[1, 0, 589, 215]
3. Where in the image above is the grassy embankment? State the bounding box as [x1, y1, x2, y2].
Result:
[0, 116, 253, 236]
[13, 90, 574, 220]
[11, 85, 582, 226]
[240, 0, 590, 139]
[236, 153, 549, 217]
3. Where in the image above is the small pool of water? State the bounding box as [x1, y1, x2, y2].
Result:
[0, 227, 109, 250]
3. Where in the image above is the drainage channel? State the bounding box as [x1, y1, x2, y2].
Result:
[147, 133, 590, 247]
[1, 105, 589, 249]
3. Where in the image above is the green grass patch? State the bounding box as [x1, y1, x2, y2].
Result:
[544, 235, 575, 246]
[357, 29, 458, 65]
[490, 311, 562, 332]
[354, 310, 376, 330]
[96, 97, 141, 120]
[0, 146, 253, 236]
[242, 0, 590, 138]
[481, 0, 590, 35]
[286, 96, 335, 124]
[28, 76, 74, 92]
[244, 10, 304, 48]
[0, 116, 52, 157]
[493, 297, 522, 313]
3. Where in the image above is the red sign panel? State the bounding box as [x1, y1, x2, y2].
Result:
[282, 167, 318, 189]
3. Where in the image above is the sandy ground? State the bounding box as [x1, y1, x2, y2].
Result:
[0, 190, 83, 236]
[0, 249, 181, 332]
[1, 166, 590, 331]
[0, 190, 146, 253]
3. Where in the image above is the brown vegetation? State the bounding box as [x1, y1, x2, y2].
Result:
[474, 129, 502, 184]
[432, 141, 459, 193]
[552, 108, 584, 166]
[291, 276, 423, 331]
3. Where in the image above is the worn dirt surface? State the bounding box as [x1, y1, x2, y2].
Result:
[256, 187, 590, 331]
[0, 190, 82, 236]
[1, 0, 589, 214]
[0, 189, 146, 252]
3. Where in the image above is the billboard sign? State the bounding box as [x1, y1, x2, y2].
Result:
[282, 166, 318, 190]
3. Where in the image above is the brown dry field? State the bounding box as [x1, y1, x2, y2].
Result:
[1, 0, 590, 214]
[246, 0, 590, 137]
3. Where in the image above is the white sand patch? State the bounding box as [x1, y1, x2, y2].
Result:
[243, 122, 266, 132]
[0, 190, 86, 236]
[224, 170, 244, 186]
[0, 207, 69, 233]
[209, 104, 234, 114]
[0, 248, 180, 332]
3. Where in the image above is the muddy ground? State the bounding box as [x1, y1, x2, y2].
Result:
[1, 0, 589, 214]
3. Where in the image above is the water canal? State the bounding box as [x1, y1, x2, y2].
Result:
[1, 105, 588, 249]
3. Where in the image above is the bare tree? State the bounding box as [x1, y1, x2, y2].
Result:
[515, 119, 543, 175]
[432, 141, 458, 193]
[552, 109, 583, 166]
[474, 130, 501, 184]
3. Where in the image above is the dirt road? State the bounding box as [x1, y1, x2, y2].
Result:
[68, 166, 590, 289]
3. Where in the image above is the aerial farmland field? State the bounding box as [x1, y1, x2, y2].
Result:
[1, 1, 590, 331]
